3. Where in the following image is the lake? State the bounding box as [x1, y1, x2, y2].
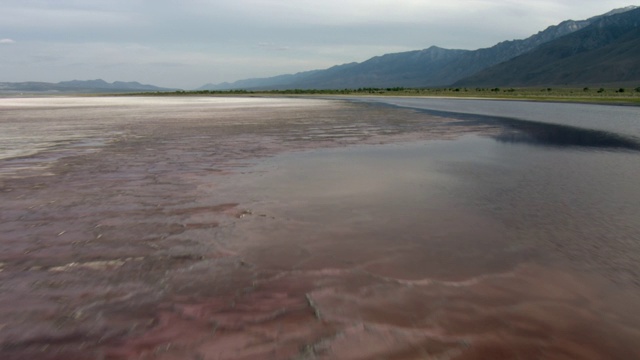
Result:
[1, 96, 639, 359]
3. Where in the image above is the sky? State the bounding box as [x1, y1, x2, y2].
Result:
[0, 0, 636, 89]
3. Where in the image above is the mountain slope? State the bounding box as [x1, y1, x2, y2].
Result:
[199, 8, 637, 90]
[282, 46, 469, 89]
[198, 70, 322, 91]
[454, 7, 640, 87]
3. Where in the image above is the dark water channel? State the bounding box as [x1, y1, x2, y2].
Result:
[354, 97, 640, 138]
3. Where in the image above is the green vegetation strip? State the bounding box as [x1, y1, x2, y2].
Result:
[117, 87, 640, 105]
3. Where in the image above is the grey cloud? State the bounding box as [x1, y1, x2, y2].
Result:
[258, 42, 291, 51]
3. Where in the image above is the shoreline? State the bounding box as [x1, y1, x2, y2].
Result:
[2, 90, 640, 107]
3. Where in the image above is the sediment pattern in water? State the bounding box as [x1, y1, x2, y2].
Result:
[1, 97, 639, 359]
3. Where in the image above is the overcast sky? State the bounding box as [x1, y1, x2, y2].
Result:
[0, 1, 635, 89]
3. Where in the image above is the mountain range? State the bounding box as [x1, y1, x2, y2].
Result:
[200, 6, 640, 90]
[0, 79, 176, 94]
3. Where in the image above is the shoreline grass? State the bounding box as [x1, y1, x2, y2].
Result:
[112, 87, 640, 106]
[4, 86, 639, 106]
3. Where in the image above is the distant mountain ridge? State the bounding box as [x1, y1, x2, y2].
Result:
[0, 79, 176, 93]
[455, 7, 640, 87]
[199, 6, 638, 90]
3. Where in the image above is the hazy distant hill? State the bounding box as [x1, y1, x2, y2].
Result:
[199, 6, 637, 90]
[0, 79, 176, 93]
[455, 7, 640, 87]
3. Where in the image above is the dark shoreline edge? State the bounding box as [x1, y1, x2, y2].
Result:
[2, 90, 640, 107]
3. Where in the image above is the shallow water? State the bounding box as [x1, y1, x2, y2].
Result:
[0, 97, 341, 177]
[1, 97, 640, 359]
[235, 133, 640, 281]
[0, 96, 324, 160]
[212, 130, 640, 359]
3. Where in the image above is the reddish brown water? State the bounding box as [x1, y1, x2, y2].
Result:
[1, 97, 640, 359]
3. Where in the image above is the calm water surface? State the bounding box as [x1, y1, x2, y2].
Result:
[269, 97, 640, 280]
[238, 134, 640, 284]
[219, 115, 640, 357]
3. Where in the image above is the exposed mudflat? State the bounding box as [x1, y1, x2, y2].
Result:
[1, 97, 639, 359]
